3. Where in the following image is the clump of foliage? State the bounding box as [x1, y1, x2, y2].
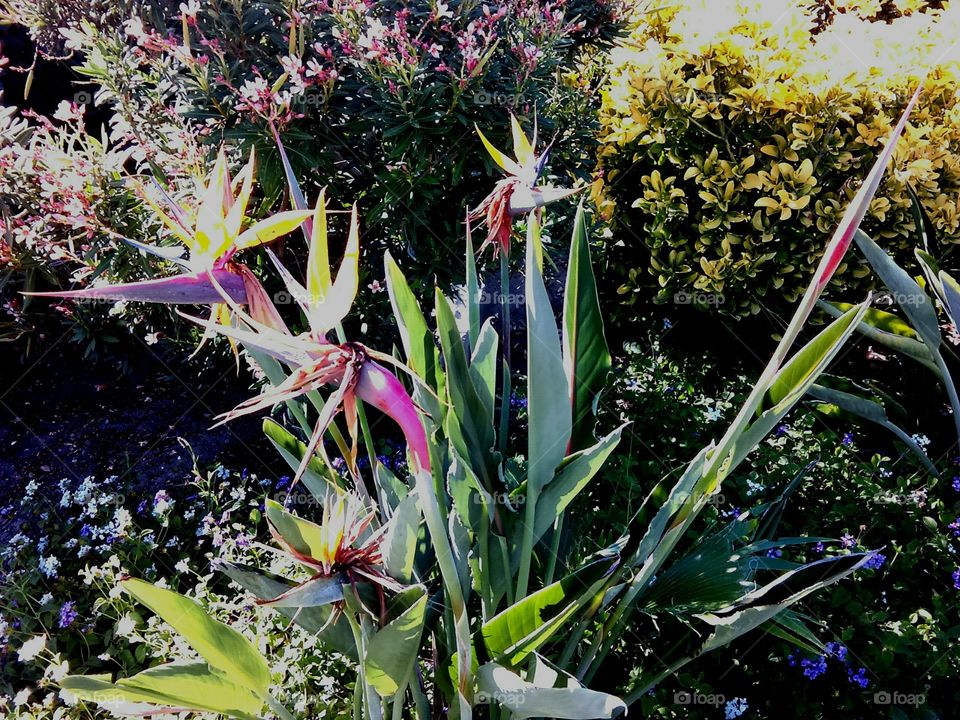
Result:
[594, 0, 960, 316]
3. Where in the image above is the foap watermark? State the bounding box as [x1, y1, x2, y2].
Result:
[673, 690, 725, 708]
[674, 290, 725, 307]
[473, 90, 526, 108]
[873, 689, 927, 707]
[873, 290, 929, 307]
[479, 290, 526, 307]
[74, 90, 95, 106]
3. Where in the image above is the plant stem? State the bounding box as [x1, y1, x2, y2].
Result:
[499, 252, 512, 456]
[515, 485, 539, 599]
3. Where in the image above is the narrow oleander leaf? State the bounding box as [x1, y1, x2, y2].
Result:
[120, 579, 271, 695]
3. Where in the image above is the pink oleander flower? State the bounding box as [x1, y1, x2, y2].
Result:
[470, 115, 583, 256]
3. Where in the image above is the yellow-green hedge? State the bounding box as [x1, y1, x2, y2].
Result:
[594, 0, 960, 315]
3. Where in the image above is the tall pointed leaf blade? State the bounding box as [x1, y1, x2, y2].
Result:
[311, 204, 360, 332]
[533, 425, 625, 543]
[466, 214, 481, 350]
[853, 229, 940, 349]
[262, 418, 340, 499]
[562, 202, 611, 451]
[62, 664, 265, 720]
[469, 318, 499, 425]
[526, 213, 571, 491]
[481, 558, 615, 665]
[364, 588, 428, 697]
[384, 251, 443, 395]
[120, 579, 271, 695]
[264, 498, 331, 561]
[765, 301, 869, 410]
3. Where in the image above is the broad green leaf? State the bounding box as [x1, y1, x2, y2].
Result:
[766, 301, 869, 410]
[562, 202, 612, 451]
[375, 460, 409, 514]
[436, 288, 499, 488]
[939, 270, 960, 330]
[62, 664, 264, 720]
[533, 425, 625, 543]
[808, 384, 936, 473]
[262, 418, 340, 499]
[853, 230, 940, 349]
[265, 498, 333, 561]
[820, 301, 939, 376]
[696, 553, 873, 654]
[364, 587, 428, 697]
[219, 562, 355, 658]
[525, 213, 572, 492]
[469, 318, 500, 424]
[476, 663, 626, 720]
[383, 493, 421, 584]
[384, 252, 443, 398]
[120, 579, 271, 695]
[481, 559, 615, 666]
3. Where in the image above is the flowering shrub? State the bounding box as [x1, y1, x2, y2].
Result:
[594, 0, 960, 316]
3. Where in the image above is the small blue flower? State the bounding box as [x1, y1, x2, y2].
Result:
[766, 548, 783, 558]
[952, 476, 960, 492]
[825, 642, 848, 662]
[775, 423, 789, 437]
[801, 654, 828, 679]
[949, 518, 960, 538]
[842, 432, 855, 446]
[724, 697, 748, 719]
[841, 533, 855, 549]
[952, 569, 960, 590]
[863, 553, 886, 571]
[848, 667, 870, 688]
[58, 601, 78, 629]
[813, 541, 825, 554]
[663, 318, 673, 329]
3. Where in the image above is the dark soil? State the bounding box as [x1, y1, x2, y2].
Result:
[0, 335, 278, 512]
